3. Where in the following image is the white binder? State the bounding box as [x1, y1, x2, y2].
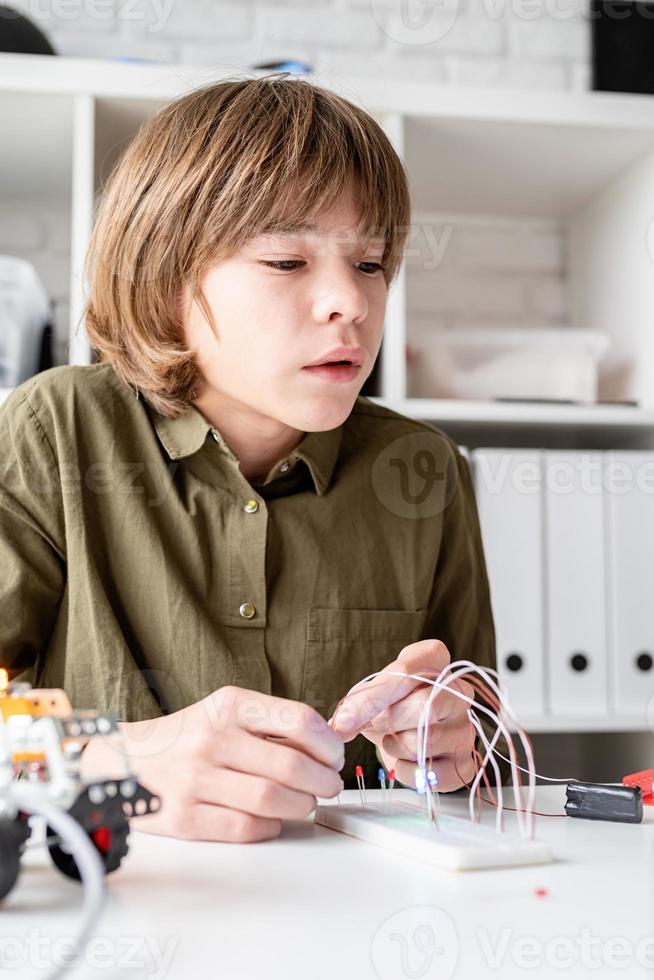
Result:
[544, 452, 608, 716]
[472, 449, 545, 717]
[605, 451, 654, 721]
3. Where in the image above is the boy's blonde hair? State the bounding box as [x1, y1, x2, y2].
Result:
[84, 74, 411, 418]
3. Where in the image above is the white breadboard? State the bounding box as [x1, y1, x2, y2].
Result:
[314, 801, 552, 871]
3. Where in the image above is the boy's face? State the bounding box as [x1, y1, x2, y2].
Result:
[181, 183, 388, 432]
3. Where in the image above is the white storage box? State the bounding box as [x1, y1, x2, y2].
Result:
[408, 326, 610, 403]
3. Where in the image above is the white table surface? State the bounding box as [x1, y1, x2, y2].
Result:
[4, 786, 654, 980]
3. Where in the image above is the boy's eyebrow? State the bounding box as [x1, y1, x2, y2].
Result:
[260, 223, 319, 237]
[257, 222, 385, 243]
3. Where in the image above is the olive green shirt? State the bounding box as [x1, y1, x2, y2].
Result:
[0, 362, 501, 785]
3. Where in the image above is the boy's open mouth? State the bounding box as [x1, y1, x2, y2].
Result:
[302, 361, 362, 383]
[303, 346, 365, 369]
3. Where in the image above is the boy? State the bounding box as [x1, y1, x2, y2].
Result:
[0, 75, 502, 843]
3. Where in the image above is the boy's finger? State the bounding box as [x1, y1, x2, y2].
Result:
[330, 639, 451, 737]
[209, 729, 344, 798]
[194, 768, 318, 821]
[209, 687, 344, 769]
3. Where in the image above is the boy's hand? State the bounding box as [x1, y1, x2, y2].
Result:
[81, 686, 344, 843]
[329, 639, 477, 791]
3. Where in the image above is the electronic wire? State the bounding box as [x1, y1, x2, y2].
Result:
[11, 781, 106, 980]
[332, 661, 539, 839]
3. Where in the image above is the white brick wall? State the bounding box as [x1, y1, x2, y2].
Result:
[30, 0, 592, 86]
[406, 216, 568, 331]
[3, 0, 588, 367]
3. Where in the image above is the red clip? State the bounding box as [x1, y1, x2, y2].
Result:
[622, 768, 654, 805]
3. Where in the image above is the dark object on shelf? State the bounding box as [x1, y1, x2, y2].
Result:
[361, 347, 381, 397]
[0, 5, 56, 54]
[495, 397, 577, 405]
[591, 0, 654, 95]
[565, 781, 643, 823]
[38, 321, 54, 373]
[251, 60, 313, 75]
[494, 397, 640, 407]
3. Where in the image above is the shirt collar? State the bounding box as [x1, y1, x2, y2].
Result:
[146, 402, 343, 496]
[289, 424, 343, 496]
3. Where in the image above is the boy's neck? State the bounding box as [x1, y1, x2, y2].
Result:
[192, 390, 305, 486]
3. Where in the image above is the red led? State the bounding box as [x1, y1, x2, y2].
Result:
[389, 769, 396, 780]
[91, 826, 111, 854]
[355, 765, 363, 778]
[535, 887, 548, 898]
[623, 769, 654, 804]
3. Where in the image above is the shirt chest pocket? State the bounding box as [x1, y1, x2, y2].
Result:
[301, 607, 427, 720]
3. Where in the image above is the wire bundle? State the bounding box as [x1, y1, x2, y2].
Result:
[335, 660, 542, 840]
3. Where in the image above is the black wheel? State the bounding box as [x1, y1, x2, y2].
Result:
[0, 816, 29, 901]
[48, 818, 130, 881]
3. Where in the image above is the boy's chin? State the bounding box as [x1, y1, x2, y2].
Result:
[284, 391, 360, 432]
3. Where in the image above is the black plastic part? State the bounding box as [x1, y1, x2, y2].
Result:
[47, 779, 160, 881]
[48, 820, 129, 881]
[591, 0, 654, 95]
[570, 652, 589, 672]
[565, 781, 643, 824]
[0, 814, 31, 901]
[505, 653, 524, 672]
[0, 5, 56, 54]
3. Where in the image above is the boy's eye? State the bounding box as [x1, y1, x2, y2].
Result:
[260, 260, 304, 271]
[259, 260, 384, 274]
[357, 262, 385, 275]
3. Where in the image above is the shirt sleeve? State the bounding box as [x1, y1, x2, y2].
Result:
[0, 386, 66, 683]
[420, 437, 512, 788]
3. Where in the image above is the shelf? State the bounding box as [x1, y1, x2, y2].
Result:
[2, 56, 654, 223]
[0, 90, 73, 197]
[95, 96, 167, 189]
[406, 114, 654, 219]
[371, 397, 654, 430]
[3, 53, 654, 130]
[508, 715, 652, 734]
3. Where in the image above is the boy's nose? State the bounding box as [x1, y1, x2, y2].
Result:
[312, 271, 369, 326]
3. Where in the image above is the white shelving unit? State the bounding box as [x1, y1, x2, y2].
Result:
[2, 53, 654, 735]
[3, 54, 654, 429]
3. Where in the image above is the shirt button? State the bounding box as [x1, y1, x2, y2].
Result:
[244, 499, 259, 514]
[239, 602, 256, 619]
[280, 462, 290, 473]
